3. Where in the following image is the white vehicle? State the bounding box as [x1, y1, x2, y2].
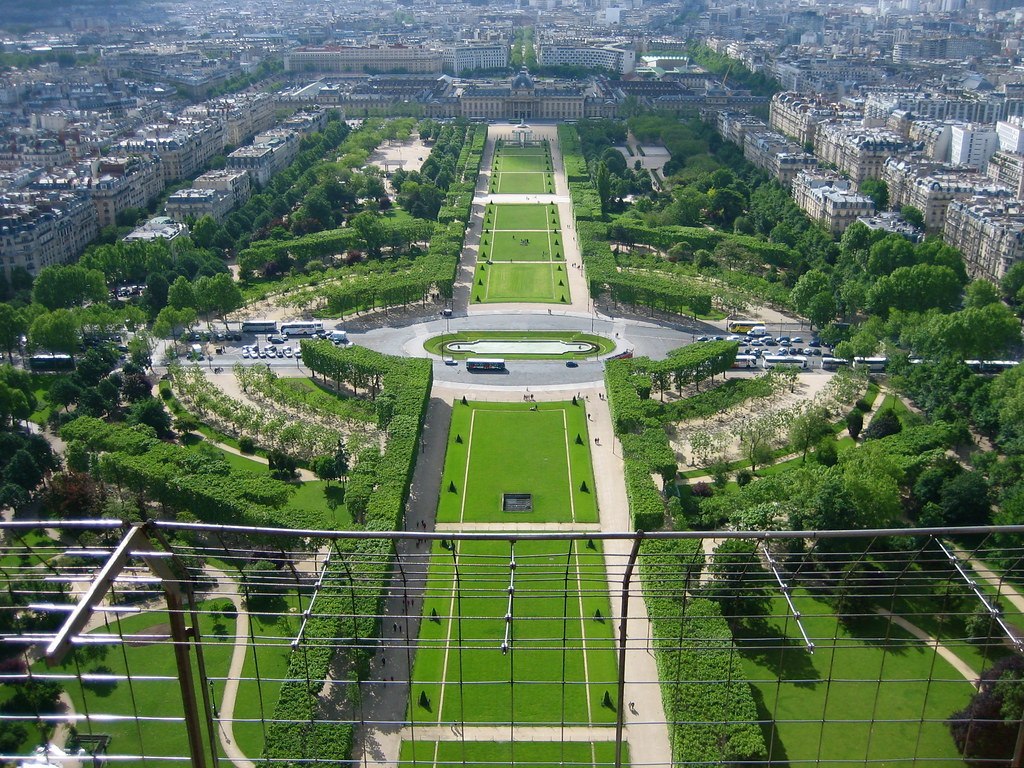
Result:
[328, 329, 349, 345]
[242, 348, 250, 358]
[279, 320, 325, 337]
[284, 347, 294, 358]
[190, 344, 203, 360]
[731, 354, 758, 369]
[748, 325, 768, 337]
[763, 354, 807, 370]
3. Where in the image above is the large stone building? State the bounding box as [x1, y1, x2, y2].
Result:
[536, 42, 635, 75]
[89, 155, 164, 228]
[0, 190, 98, 275]
[986, 151, 1024, 199]
[284, 45, 444, 75]
[769, 92, 840, 147]
[443, 43, 509, 75]
[458, 70, 612, 122]
[950, 124, 999, 170]
[944, 197, 1024, 283]
[742, 130, 818, 188]
[883, 156, 1010, 232]
[227, 130, 299, 187]
[792, 170, 875, 234]
[814, 124, 909, 183]
[120, 120, 226, 184]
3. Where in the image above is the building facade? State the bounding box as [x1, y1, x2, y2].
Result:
[443, 43, 509, 75]
[814, 124, 909, 183]
[0, 190, 98, 275]
[284, 45, 444, 75]
[89, 155, 164, 228]
[792, 170, 875, 234]
[943, 197, 1024, 283]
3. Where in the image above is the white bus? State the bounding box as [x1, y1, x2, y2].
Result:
[853, 356, 888, 373]
[279, 321, 325, 337]
[731, 354, 758, 369]
[821, 356, 850, 371]
[242, 319, 277, 334]
[763, 355, 807, 370]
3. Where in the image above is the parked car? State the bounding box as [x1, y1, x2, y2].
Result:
[268, 334, 286, 344]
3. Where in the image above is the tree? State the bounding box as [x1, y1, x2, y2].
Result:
[312, 455, 339, 485]
[167, 276, 197, 311]
[32, 265, 107, 310]
[195, 273, 242, 323]
[334, 440, 350, 483]
[949, 654, 1024, 764]
[965, 279, 1001, 309]
[47, 378, 82, 413]
[190, 215, 219, 249]
[127, 397, 172, 438]
[350, 210, 387, 257]
[0, 303, 26, 362]
[595, 161, 611, 216]
[863, 409, 902, 440]
[859, 178, 889, 210]
[900, 205, 924, 228]
[29, 309, 79, 355]
[789, 409, 832, 463]
[153, 306, 198, 348]
[846, 410, 863, 440]
[4, 449, 44, 491]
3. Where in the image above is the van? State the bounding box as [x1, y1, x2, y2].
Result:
[748, 325, 767, 337]
[190, 344, 203, 360]
[328, 330, 349, 345]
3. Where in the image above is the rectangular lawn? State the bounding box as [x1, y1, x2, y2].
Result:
[438, 401, 596, 524]
[485, 203, 558, 232]
[736, 590, 974, 766]
[492, 172, 553, 195]
[474, 263, 569, 304]
[484, 230, 554, 262]
[410, 539, 617, 727]
[399, 740, 626, 768]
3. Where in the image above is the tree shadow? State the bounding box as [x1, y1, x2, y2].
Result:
[748, 681, 792, 767]
[324, 485, 345, 510]
[735, 621, 819, 689]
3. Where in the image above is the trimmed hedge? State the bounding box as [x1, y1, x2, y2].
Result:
[265, 341, 432, 764]
[641, 538, 767, 764]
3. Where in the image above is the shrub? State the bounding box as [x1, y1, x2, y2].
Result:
[863, 409, 902, 441]
[238, 436, 255, 454]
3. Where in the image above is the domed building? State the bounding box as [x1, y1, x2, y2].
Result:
[458, 68, 614, 122]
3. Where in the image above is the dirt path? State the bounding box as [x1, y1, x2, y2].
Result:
[875, 609, 980, 687]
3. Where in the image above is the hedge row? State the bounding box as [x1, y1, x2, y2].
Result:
[265, 341, 433, 764]
[59, 417, 320, 528]
[609, 220, 795, 267]
[640, 539, 768, 764]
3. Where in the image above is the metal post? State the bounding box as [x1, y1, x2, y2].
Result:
[614, 532, 644, 768]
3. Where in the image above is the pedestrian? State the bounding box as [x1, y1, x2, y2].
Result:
[393, 622, 399, 632]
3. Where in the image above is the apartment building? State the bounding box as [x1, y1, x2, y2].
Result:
[443, 42, 509, 74]
[164, 187, 234, 223]
[192, 169, 251, 208]
[907, 120, 957, 162]
[284, 45, 445, 75]
[882, 156, 1008, 232]
[864, 91, 1003, 125]
[769, 92, 839, 147]
[986, 151, 1024, 199]
[120, 120, 226, 184]
[743, 130, 818, 188]
[227, 130, 299, 187]
[950, 124, 999, 170]
[814, 124, 909, 183]
[186, 92, 277, 147]
[943, 197, 1024, 283]
[89, 155, 164, 228]
[997, 117, 1024, 154]
[792, 170, 875, 234]
[716, 111, 769, 147]
[536, 42, 636, 75]
[0, 190, 98, 275]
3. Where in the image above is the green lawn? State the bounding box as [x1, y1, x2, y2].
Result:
[492, 172, 554, 195]
[736, 590, 973, 766]
[493, 153, 552, 173]
[410, 539, 617, 726]
[485, 203, 558, 231]
[438, 400, 597, 524]
[399, 740, 626, 768]
[482, 230, 556, 262]
[473, 263, 568, 304]
[45, 602, 236, 760]
[230, 592, 303, 760]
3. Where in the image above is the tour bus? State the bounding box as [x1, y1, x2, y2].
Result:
[727, 318, 767, 335]
[29, 353, 75, 372]
[731, 354, 758, 369]
[466, 358, 506, 372]
[821, 356, 850, 371]
[762, 354, 808, 370]
[853, 356, 888, 373]
[279, 320, 325, 337]
[242, 319, 278, 334]
[965, 360, 1020, 374]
